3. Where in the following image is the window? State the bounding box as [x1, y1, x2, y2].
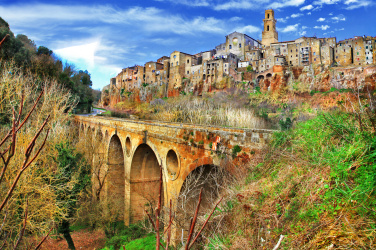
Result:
[267, 25, 270, 31]
[149, 64, 151, 67]
[268, 14, 270, 18]
[187, 71, 189, 74]
[171, 63, 173, 67]
[177, 62, 179, 65]
[314, 58, 316, 61]
[291, 50, 292, 52]
[239, 43, 241, 48]
[229, 45, 232, 49]
[174, 55, 176, 59]
[187, 59, 190, 64]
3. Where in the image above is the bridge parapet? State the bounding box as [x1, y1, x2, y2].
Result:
[75, 116, 276, 152]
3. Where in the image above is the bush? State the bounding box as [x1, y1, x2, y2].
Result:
[104, 222, 148, 249]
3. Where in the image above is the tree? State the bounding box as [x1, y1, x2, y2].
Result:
[0, 61, 78, 249]
[246, 65, 253, 72]
[52, 142, 91, 250]
[36, 46, 52, 56]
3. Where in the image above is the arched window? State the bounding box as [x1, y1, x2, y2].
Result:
[267, 25, 270, 31]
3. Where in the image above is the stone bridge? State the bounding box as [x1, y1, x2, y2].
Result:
[75, 116, 275, 225]
[256, 68, 274, 81]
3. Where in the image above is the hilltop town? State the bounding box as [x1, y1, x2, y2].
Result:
[101, 9, 376, 106]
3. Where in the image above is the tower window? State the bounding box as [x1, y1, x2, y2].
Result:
[268, 14, 270, 19]
[267, 25, 270, 31]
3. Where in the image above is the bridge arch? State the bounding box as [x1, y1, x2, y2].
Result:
[107, 134, 125, 219]
[175, 164, 222, 230]
[257, 75, 264, 81]
[129, 143, 163, 223]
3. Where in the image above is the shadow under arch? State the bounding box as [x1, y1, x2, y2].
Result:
[129, 143, 162, 224]
[175, 164, 224, 230]
[107, 134, 125, 219]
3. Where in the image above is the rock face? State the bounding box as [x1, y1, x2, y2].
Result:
[294, 65, 376, 92]
[100, 65, 376, 108]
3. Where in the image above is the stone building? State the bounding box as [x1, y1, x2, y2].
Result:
[336, 39, 354, 66]
[169, 51, 197, 90]
[145, 61, 163, 85]
[215, 31, 261, 60]
[262, 9, 278, 46]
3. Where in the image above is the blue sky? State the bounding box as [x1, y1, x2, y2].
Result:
[0, 0, 375, 90]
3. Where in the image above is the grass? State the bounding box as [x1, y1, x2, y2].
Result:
[214, 109, 376, 249]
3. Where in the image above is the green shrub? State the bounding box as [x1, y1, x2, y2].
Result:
[232, 145, 242, 157]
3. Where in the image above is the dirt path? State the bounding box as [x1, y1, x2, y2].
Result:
[38, 229, 106, 250]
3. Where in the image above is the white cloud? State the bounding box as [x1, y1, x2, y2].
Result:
[344, 0, 372, 9]
[236, 25, 262, 34]
[55, 41, 99, 67]
[229, 16, 243, 21]
[313, 0, 341, 5]
[268, 0, 306, 9]
[213, 0, 257, 10]
[299, 31, 307, 36]
[331, 14, 346, 22]
[279, 24, 299, 33]
[317, 17, 326, 22]
[302, 26, 308, 29]
[213, 0, 305, 10]
[329, 12, 333, 15]
[291, 13, 303, 18]
[159, 0, 211, 6]
[314, 25, 330, 30]
[277, 16, 290, 23]
[300, 4, 314, 10]
[307, 12, 312, 15]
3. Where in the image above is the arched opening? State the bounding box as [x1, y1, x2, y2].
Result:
[166, 150, 179, 180]
[125, 137, 131, 157]
[130, 144, 162, 223]
[257, 75, 265, 82]
[80, 124, 84, 134]
[267, 25, 270, 31]
[268, 13, 270, 19]
[176, 165, 226, 235]
[107, 135, 125, 219]
[266, 73, 272, 78]
[93, 130, 106, 200]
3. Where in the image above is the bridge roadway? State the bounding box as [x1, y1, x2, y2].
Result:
[75, 115, 276, 225]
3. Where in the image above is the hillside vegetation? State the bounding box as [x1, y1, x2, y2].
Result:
[205, 93, 376, 249]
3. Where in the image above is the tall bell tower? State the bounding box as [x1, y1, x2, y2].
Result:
[262, 9, 278, 47]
